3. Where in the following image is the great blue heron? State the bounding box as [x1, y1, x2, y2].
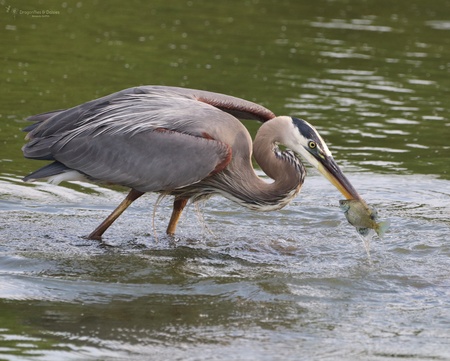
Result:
[22, 86, 361, 240]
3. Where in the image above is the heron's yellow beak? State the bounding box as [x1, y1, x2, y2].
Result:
[317, 156, 361, 200]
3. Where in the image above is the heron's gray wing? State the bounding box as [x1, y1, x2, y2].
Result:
[48, 129, 231, 192]
[24, 86, 275, 141]
[24, 87, 139, 138]
[24, 88, 256, 161]
[22, 86, 265, 189]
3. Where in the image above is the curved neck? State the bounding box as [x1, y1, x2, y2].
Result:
[210, 119, 306, 211]
[251, 120, 305, 208]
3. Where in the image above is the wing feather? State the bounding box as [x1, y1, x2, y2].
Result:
[50, 129, 231, 192]
[22, 86, 268, 190]
[24, 86, 274, 141]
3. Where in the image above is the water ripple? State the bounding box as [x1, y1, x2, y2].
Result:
[310, 20, 393, 33]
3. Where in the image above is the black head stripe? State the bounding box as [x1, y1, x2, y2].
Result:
[291, 117, 320, 141]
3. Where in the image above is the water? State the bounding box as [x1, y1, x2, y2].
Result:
[1, 0, 450, 360]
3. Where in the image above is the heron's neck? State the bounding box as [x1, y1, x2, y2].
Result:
[208, 120, 305, 211]
[244, 120, 305, 210]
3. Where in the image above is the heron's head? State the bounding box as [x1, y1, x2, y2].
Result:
[283, 116, 361, 200]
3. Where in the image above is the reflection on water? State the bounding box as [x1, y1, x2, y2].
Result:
[279, 63, 447, 176]
[1, 0, 450, 359]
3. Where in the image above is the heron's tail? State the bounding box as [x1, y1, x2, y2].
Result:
[22, 161, 75, 183]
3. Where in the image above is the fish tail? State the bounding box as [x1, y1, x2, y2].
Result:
[376, 220, 390, 238]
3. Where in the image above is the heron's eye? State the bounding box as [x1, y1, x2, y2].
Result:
[308, 141, 316, 149]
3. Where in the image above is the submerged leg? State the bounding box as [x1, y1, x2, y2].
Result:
[88, 188, 145, 240]
[166, 198, 188, 235]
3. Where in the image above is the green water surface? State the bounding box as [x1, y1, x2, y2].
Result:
[1, 1, 450, 360]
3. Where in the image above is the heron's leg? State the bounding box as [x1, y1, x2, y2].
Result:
[166, 198, 188, 235]
[88, 189, 144, 240]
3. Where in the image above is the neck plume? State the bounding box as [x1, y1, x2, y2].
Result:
[208, 117, 306, 211]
